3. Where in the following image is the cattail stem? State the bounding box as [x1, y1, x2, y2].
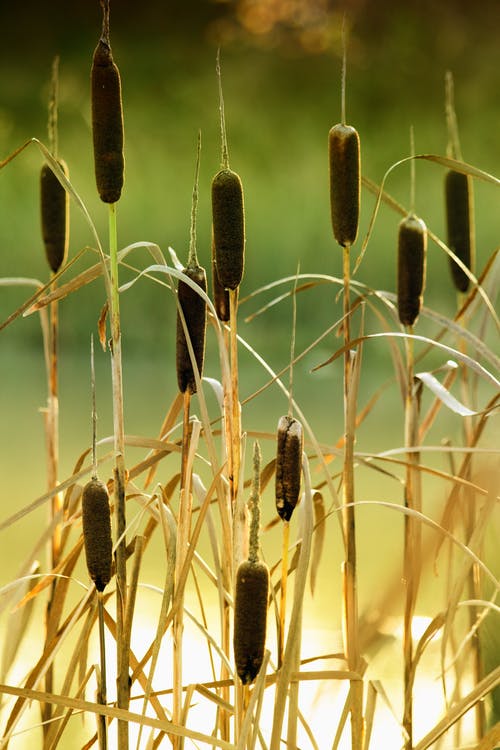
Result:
[43, 55, 64, 730]
[180, 391, 191, 491]
[278, 521, 290, 669]
[457, 329, 485, 739]
[97, 593, 108, 750]
[403, 329, 422, 750]
[229, 288, 241, 507]
[341, 244, 364, 750]
[107, 201, 129, 750]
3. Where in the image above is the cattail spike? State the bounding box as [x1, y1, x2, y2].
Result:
[211, 168, 245, 290]
[397, 214, 427, 327]
[82, 478, 113, 592]
[176, 135, 207, 394]
[329, 124, 360, 247]
[176, 266, 207, 394]
[91, 0, 124, 204]
[211, 231, 230, 322]
[40, 160, 69, 273]
[275, 415, 303, 522]
[445, 170, 474, 293]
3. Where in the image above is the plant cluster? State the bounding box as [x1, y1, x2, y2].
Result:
[0, 3, 498, 749]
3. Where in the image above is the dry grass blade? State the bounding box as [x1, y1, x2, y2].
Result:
[0, 683, 236, 749]
[412, 665, 500, 750]
[312, 331, 500, 390]
[0, 562, 40, 684]
[310, 491, 326, 595]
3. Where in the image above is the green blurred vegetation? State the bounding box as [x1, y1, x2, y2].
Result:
[0, 0, 498, 354]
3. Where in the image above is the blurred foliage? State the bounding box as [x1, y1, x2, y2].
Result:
[0, 0, 498, 353]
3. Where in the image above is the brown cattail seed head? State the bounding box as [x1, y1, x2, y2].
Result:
[82, 478, 113, 592]
[211, 168, 245, 290]
[275, 415, 303, 522]
[40, 159, 69, 273]
[176, 265, 207, 394]
[233, 559, 269, 684]
[445, 170, 474, 293]
[397, 214, 427, 327]
[91, 38, 124, 203]
[328, 123, 360, 247]
[211, 232, 230, 322]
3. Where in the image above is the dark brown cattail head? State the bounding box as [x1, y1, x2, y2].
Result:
[328, 123, 360, 247]
[176, 265, 207, 394]
[82, 478, 113, 592]
[211, 168, 245, 290]
[91, 6, 124, 204]
[397, 214, 427, 327]
[233, 559, 269, 684]
[445, 170, 474, 293]
[40, 159, 69, 273]
[211, 231, 230, 322]
[275, 415, 303, 522]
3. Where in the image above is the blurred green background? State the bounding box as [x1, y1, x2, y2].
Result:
[0, 2, 498, 542]
[1, 0, 498, 593]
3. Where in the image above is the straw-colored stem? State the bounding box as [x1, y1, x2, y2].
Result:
[107, 201, 128, 750]
[229, 289, 241, 509]
[97, 594, 108, 750]
[278, 521, 290, 669]
[403, 329, 421, 750]
[180, 391, 191, 491]
[341, 244, 363, 750]
[173, 398, 195, 749]
[457, 326, 485, 739]
[43, 283, 61, 733]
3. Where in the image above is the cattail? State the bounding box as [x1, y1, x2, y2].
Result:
[91, 1, 124, 204]
[40, 160, 69, 273]
[211, 232, 230, 322]
[234, 559, 269, 684]
[82, 478, 113, 592]
[275, 415, 303, 522]
[176, 132, 207, 394]
[397, 214, 427, 327]
[445, 170, 474, 293]
[328, 123, 360, 247]
[211, 168, 245, 290]
[176, 265, 207, 394]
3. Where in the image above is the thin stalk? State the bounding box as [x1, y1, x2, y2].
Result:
[278, 521, 290, 669]
[43, 56, 62, 733]
[403, 329, 422, 750]
[229, 288, 241, 508]
[108, 201, 129, 750]
[457, 331, 485, 739]
[341, 244, 363, 749]
[173, 392, 192, 750]
[279, 270, 299, 669]
[97, 594, 108, 750]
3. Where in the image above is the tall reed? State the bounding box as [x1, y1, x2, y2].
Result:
[328, 21, 364, 748]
